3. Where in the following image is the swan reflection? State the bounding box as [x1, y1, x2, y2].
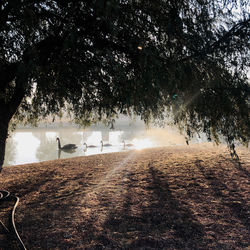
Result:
[58, 148, 77, 159]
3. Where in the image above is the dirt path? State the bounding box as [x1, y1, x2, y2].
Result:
[0, 144, 249, 249]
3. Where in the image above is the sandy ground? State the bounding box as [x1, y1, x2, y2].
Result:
[0, 143, 249, 249]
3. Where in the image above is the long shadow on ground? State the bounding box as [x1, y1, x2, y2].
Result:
[82, 163, 208, 249]
[1, 152, 249, 249]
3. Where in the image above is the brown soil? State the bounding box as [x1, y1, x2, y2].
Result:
[0, 144, 249, 249]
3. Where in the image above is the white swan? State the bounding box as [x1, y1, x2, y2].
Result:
[122, 140, 134, 148]
[83, 143, 97, 148]
[100, 140, 112, 147]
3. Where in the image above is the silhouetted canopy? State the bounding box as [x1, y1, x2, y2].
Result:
[0, 0, 249, 168]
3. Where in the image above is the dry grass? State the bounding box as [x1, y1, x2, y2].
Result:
[0, 143, 249, 249]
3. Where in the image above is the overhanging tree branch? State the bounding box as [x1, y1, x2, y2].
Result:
[178, 18, 250, 63]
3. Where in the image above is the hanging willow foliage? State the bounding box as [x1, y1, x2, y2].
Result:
[0, 0, 249, 168]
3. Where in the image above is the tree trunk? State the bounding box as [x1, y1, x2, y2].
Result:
[0, 83, 25, 171]
[0, 114, 10, 172]
[0, 62, 26, 171]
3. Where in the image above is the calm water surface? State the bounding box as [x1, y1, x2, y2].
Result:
[4, 127, 188, 166]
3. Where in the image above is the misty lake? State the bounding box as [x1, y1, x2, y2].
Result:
[3, 126, 191, 167]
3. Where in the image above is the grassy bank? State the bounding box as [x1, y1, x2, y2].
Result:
[1, 144, 249, 249]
